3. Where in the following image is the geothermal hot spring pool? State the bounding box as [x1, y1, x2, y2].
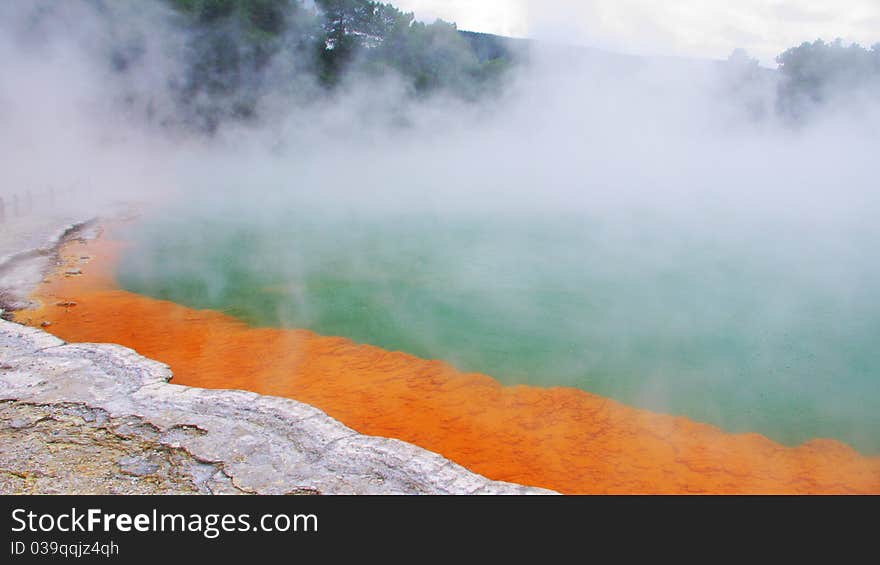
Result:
[112, 200, 880, 458]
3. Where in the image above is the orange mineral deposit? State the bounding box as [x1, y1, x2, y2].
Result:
[16, 230, 880, 494]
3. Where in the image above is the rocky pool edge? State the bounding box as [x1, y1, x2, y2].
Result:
[0, 217, 552, 495]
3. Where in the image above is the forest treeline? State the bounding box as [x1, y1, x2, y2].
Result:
[32, 0, 878, 131]
[157, 0, 519, 130]
[774, 39, 880, 119]
[166, 1, 880, 128]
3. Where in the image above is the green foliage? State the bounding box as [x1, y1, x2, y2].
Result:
[164, 0, 515, 103]
[169, 0, 294, 33]
[200, 0, 237, 22]
[380, 19, 480, 92]
[160, 0, 313, 130]
[130, 2, 880, 131]
[170, 0, 199, 13]
[776, 39, 880, 119]
[308, 2, 513, 98]
[245, 0, 287, 34]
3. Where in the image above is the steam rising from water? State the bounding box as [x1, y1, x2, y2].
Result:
[2, 2, 878, 452]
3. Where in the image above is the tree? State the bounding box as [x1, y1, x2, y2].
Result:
[156, 0, 515, 127]
[775, 39, 880, 120]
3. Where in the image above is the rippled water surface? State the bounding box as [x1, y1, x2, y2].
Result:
[117, 203, 880, 453]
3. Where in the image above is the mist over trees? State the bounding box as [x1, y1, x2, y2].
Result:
[775, 39, 880, 120]
[160, 0, 517, 131]
[6, 0, 876, 133]
[163, 1, 880, 130]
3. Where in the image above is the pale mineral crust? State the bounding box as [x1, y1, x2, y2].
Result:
[0, 214, 551, 495]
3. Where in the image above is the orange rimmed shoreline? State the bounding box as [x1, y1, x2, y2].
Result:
[15, 226, 880, 494]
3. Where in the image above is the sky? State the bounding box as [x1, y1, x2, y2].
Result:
[392, 0, 880, 65]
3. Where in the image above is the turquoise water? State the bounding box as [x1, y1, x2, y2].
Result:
[117, 203, 880, 454]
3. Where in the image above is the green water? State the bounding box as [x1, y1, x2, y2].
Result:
[117, 204, 880, 454]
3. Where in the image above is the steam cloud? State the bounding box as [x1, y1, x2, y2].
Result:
[2, 1, 878, 451]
